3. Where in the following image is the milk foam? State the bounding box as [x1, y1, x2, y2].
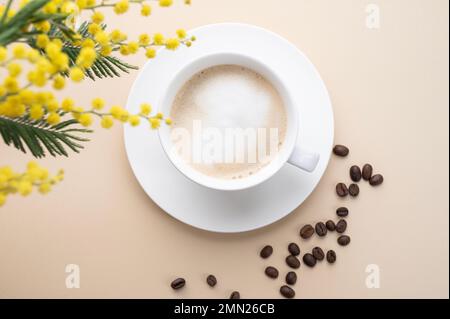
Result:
[170, 65, 287, 180]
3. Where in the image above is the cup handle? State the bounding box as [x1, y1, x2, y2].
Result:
[287, 146, 320, 172]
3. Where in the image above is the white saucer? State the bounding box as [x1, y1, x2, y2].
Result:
[124, 23, 334, 233]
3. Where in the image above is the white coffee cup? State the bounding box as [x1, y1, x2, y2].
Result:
[158, 52, 319, 191]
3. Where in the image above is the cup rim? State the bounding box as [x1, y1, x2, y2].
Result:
[157, 52, 299, 191]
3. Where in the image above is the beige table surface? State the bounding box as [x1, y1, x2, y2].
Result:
[0, 0, 448, 299]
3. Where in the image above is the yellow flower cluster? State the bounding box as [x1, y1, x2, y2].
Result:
[80, 1, 195, 59]
[0, 162, 64, 207]
[0, 0, 193, 207]
[68, 97, 172, 129]
[114, 29, 195, 58]
[0, 15, 188, 126]
[0, 79, 171, 128]
[0, 43, 92, 119]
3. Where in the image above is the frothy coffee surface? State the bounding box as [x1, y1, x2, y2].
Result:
[170, 65, 287, 180]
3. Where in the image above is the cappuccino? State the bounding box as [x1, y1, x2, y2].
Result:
[170, 65, 287, 180]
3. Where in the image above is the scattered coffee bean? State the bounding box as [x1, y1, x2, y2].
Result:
[326, 250, 337, 264]
[333, 145, 349, 157]
[337, 235, 351, 246]
[171, 278, 186, 290]
[369, 174, 384, 186]
[265, 266, 279, 279]
[362, 164, 373, 181]
[312, 247, 325, 261]
[280, 285, 295, 299]
[336, 207, 349, 217]
[350, 165, 362, 182]
[230, 291, 240, 299]
[285, 272, 297, 285]
[348, 183, 360, 197]
[288, 243, 300, 256]
[336, 219, 347, 233]
[286, 255, 301, 269]
[315, 222, 327, 237]
[303, 253, 317, 267]
[206, 275, 217, 287]
[326, 220, 336, 231]
[336, 183, 349, 197]
[300, 224, 315, 239]
[260, 245, 273, 259]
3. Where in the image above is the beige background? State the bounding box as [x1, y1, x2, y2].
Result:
[0, 0, 448, 298]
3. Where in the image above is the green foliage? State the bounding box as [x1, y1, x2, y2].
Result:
[0, 0, 138, 79]
[25, 21, 139, 80]
[0, 1, 138, 159]
[54, 22, 138, 80]
[0, 114, 91, 158]
[0, 0, 70, 46]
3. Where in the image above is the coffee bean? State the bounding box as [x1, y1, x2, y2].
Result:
[312, 247, 325, 261]
[288, 243, 300, 256]
[315, 222, 327, 237]
[285, 272, 297, 285]
[336, 219, 347, 233]
[333, 145, 349, 157]
[206, 275, 217, 287]
[362, 164, 373, 181]
[260, 245, 273, 259]
[370, 174, 384, 186]
[300, 224, 315, 239]
[336, 183, 349, 197]
[350, 165, 362, 182]
[265, 266, 279, 279]
[326, 250, 337, 264]
[230, 291, 240, 299]
[326, 220, 336, 231]
[303, 253, 317, 267]
[171, 278, 186, 290]
[286, 255, 301, 269]
[337, 235, 351, 246]
[348, 183, 360, 197]
[336, 207, 349, 217]
[280, 285, 295, 299]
